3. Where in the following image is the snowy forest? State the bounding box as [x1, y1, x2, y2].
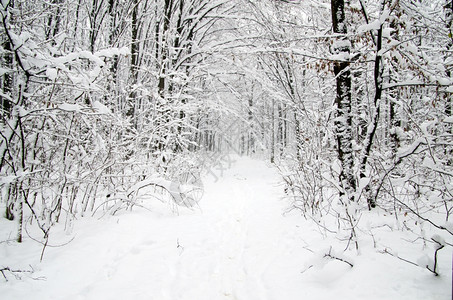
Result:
[0, 0, 452, 298]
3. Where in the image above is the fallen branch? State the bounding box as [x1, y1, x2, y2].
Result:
[324, 246, 354, 267]
[381, 245, 445, 276]
[381, 248, 419, 267]
[427, 237, 445, 276]
[0, 266, 34, 282]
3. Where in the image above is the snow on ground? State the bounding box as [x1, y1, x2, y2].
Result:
[0, 156, 451, 299]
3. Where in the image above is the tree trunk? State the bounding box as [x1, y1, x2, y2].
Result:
[105, 0, 119, 104]
[127, 0, 140, 122]
[445, 0, 453, 164]
[389, 2, 402, 159]
[360, 19, 384, 209]
[278, 103, 283, 157]
[331, 0, 356, 200]
[270, 99, 275, 163]
[445, 0, 452, 119]
[248, 94, 255, 155]
[158, 0, 172, 99]
[1, 36, 12, 117]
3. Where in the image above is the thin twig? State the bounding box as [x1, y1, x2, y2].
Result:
[324, 246, 354, 267]
[0, 266, 33, 282]
[381, 248, 419, 267]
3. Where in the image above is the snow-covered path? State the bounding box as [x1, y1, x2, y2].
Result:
[144, 157, 286, 300]
[2, 157, 304, 300]
[180, 157, 298, 300]
[1, 156, 451, 299]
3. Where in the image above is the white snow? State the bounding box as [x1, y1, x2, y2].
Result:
[46, 68, 58, 81]
[58, 103, 81, 112]
[95, 47, 131, 58]
[357, 20, 381, 33]
[329, 52, 350, 61]
[0, 157, 451, 299]
[92, 101, 111, 115]
[0, 67, 10, 76]
[437, 77, 452, 86]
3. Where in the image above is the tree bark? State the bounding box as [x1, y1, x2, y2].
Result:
[1, 38, 12, 117]
[445, 0, 452, 119]
[389, 2, 402, 159]
[360, 20, 383, 209]
[127, 0, 140, 122]
[331, 0, 356, 200]
[270, 99, 275, 163]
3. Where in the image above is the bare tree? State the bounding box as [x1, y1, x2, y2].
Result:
[331, 0, 356, 202]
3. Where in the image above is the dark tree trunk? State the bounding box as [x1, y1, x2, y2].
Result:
[248, 95, 255, 155]
[108, 0, 118, 80]
[360, 21, 383, 209]
[278, 103, 283, 157]
[445, 0, 453, 165]
[127, 0, 140, 121]
[445, 0, 452, 119]
[1, 38, 12, 117]
[331, 0, 356, 200]
[158, 0, 173, 98]
[388, 2, 402, 159]
[270, 99, 275, 163]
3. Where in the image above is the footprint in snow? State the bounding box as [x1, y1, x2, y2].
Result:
[234, 174, 247, 180]
[142, 240, 157, 246]
[130, 246, 141, 255]
[130, 240, 156, 254]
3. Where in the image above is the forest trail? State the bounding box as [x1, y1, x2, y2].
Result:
[2, 157, 307, 300]
[151, 156, 296, 300]
[183, 156, 296, 300]
[1, 156, 450, 300]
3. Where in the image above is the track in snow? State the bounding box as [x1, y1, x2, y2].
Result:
[2, 156, 451, 300]
[1, 157, 304, 300]
[160, 156, 298, 300]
